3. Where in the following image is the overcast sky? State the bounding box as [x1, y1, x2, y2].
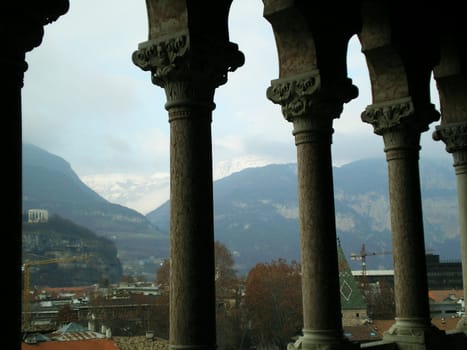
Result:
[22, 0, 451, 214]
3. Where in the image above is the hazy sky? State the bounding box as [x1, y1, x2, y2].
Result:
[22, 0, 451, 213]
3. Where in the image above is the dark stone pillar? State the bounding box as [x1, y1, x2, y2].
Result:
[268, 72, 359, 350]
[133, 33, 243, 350]
[433, 122, 467, 334]
[168, 81, 216, 350]
[362, 98, 445, 346]
[1, 1, 69, 337]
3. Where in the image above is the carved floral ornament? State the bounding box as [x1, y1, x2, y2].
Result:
[361, 97, 415, 135]
[132, 33, 244, 89]
[433, 121, 467, 153]
[266, 71, 321, 121]
[132, 34, 189, 84]
[361, 97, 440, 135]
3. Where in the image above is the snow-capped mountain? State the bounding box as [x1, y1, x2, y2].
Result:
[81, 156, 279, 214]
[81, 172, 170, 215]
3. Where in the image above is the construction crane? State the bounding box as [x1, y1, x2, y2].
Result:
[350, 243, 392, 278]
[22, 255, 89, 330]
[350, 244, 435, 278]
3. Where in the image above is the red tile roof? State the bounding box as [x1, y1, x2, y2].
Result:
[428, 290, 464, 303]
[373, 317, 461, 333]
[22, 339, 119, 350]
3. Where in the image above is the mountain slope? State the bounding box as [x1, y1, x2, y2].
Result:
[22, 143, 169, 277]
[23, 143, 107, 204]
[23, 214, 123, 286]
[146, 157, 460, 275]
[23, 144, 157, 235]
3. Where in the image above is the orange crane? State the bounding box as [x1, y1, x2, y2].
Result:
[22, 255, 89, 330]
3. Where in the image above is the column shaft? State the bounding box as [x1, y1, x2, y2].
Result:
[433, 123, 467, 333]
[169, 106, 216, 350]
[267, 71, 359, 349]
[453, 149, 467, 332]
[454, 155, 467, 313]
[133, 29, 243, 350]
[384, 130, 431, 323]
[4, 47, 25, 342]
[295, 119, 342, 334]
[361, 98, 439, 337]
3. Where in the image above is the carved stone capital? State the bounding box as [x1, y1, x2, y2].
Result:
[132, 33, 244, 108]
[266, 71, 355, 122]
[132, 33, 189, 82]
[362, 97, 414, 134]
[361, 97, 440, 135]
[432, 121, 467, 153]
[267, 71, 321, 120]
[3, 2, 70, 87]
[433, 122, 467, 169]
[4, 1, 70, 51]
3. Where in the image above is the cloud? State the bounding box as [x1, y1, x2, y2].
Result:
[21, 0, 451, 213]
[22, 0, 168, 177]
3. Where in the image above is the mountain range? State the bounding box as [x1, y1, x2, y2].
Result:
[23, 143, 461, 279]
[147, 157, 461, 275]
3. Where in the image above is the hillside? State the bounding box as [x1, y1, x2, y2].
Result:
[22, 143, 169, 278]
[22, 214, 122, 286]
[146, 158, 460, 275]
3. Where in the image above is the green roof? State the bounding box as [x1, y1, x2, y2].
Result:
[337, 242, 367, 310]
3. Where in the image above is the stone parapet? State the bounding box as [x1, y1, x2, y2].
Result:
[113, 336, 169, 350]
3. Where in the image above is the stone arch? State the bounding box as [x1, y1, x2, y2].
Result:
[333, 34, 375, 150]
[7, 1, 467, 349]
[357, 1, 440, 120]
[264, 1, 360, 104]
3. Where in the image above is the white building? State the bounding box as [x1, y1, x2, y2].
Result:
[28, 209, 49, 223]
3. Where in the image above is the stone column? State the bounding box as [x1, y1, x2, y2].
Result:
[362, 98, 444, 345]
[133, 34, 243, 350]
[268, 72, 358, 350]
[1, 2, 69, 336]
[433, 122, 467, 333]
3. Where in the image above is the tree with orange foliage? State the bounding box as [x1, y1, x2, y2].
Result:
[243, 259, 302, 349]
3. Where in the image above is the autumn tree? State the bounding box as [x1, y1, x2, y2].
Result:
[243, 259, 302, 349]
